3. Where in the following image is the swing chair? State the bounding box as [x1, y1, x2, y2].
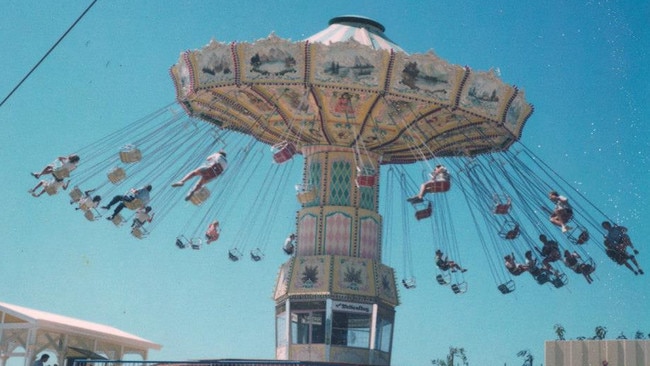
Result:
[119, 144, 142, 163]
[83, 209, 98, 221]
[107, 167, 127, 184]
[497, 280, 516, 294]
[551, 273, 568, 288]
[498, 220, 520, 240]
[401, 277, 416, 289]
[175, 235, 189, 249]
[568, 227, 590, 245]
[435, 272, 451, 286]
[43, 183, 61, 196]
[493, 195, 511, 215]
[228, 248, 243, 261]
[68, 186, 83, 203]
[413, 200, 433, 220]
[296, 184, 317, 204]
[189, 186, 211, 205]
[424, 179, 451, 194]
[131, 226, 149, 239]
[271, 141, 297, 164]
[110, 214, 125, 226]
[450, 281, 468, 294]
[190, 238, 202, 250]
[250, 248, 264, 262]
[355, 166, 377, 187]
[52, 167, 71, 180]
[123, 198, 145, 210]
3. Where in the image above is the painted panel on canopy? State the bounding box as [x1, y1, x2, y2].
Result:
[288, 255, 331, 294]
[188, 40, 237, 88]
[458, 69, 516, 122]
[170, 54, 193, 97]
[236, 36, 306, 83]
[255, 85, 321, 141]
[503, 90, 533, 140]
[390, 51, 466, 106]
[273, 259, 292, 300]
[308, 40, 390, 90]
[364, 98, 433, 147]
[332, 256, 375, 296]
[376, 263, 399, 306]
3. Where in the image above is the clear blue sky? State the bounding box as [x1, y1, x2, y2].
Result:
[1, 1, 648, 365]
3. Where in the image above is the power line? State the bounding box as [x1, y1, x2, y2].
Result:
[0, 0, 99, 108]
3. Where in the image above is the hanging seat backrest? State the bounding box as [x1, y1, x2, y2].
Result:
[190, 187, 211, 205]
[119, 145, 142, 163]
[569, 228, 590, 245]
[69, 186, 83, 203]
[250, 248, 263, 262]
[424, 180, 450, 193]
[228, 248, 242, 261]
[111, 214, 125, 226]
[131, 227, 147, 239]
[175, 237, 187, 249]
[79, 200, 95, 212]
[436, 274, 449, 285]
[83, 210, 96, 222]
[401, 278, 416, 289]
[107, 167, 127, 184]
[499, 220, 520, 240]
[355, 166, 376, 187]
[451, 282, 467, 294]
[497, 280, 515, 294]
[52, 168, 70, 180]
[415, 201, 433, 220]
[272, 141, 296, 164]
[190, 239, 201, 250]
[494, 202, 511, 215]
[124, 198, 144, 210]
[44, 183, 59, 195]
[296, 184, 316, 204]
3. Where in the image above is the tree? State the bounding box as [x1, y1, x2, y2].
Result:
[634, 331, 646, 339]
[593, 326, 608, 340]
[517, 349, 534, 366]
[432, 346, 468, 366]
[554, 324, 566, 340]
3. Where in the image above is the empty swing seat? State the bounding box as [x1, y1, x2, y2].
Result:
[131, 227, 148, 239]
[272, 141, 296, 164]
[175, 237, 187, 249]
[296, 184, 316, 204]
[189, 187, 210, 205]
[570, 228, 590, 245]
[451, 282, 467, 294]
[552, 273, 568, 288]
[190, 240, 201, 250]
[401, 278, 416, 289]
[110, 214, 125, 226]
[498, 280, 515, 294]
[424, 180, 450, 193]
[107, 167, 127, 184]
[415, 201, 433, 220]
[69, 186, 83, 203]
[228, 248, 242, 262]
[250, 248, 264, 262]
[83, 210, 96, 221]
[494, 202, 511, 215]
[436, 274, 449, 285]
[355, 167, 376, 187]
[119, 145, 142, 163]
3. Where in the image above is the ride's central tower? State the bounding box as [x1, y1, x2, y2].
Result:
[272, 145, 398, 365]
[170, 14, 532, 366]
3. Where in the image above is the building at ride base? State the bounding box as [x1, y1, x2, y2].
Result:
[169, 15, 532, 366]
[545, 340, 650, 366]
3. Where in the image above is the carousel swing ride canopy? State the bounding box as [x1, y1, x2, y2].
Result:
[170, 15, 534, 161]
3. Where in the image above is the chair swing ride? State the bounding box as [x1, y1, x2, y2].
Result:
[31, 15, 641, 295]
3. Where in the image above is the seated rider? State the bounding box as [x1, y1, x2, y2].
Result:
[102, 184, 153, 220]
[32, 154, 80, 179]
[172, 150, 228, 201]
[205, 220, 220, 244]
[132, 206, 154, 229]
[537, 234, 562, 274]
[76, 190, 102, 211]
[435, 249, 467, 273]
[563, 250, 595, 284]
[29, 176, 69, 197]
[548, 191, 573, 233]
[408, 165, 450, 202]
[504, 253, 528, 276]
[601, 221, 643, 275]
[283, 233, 296, 255]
